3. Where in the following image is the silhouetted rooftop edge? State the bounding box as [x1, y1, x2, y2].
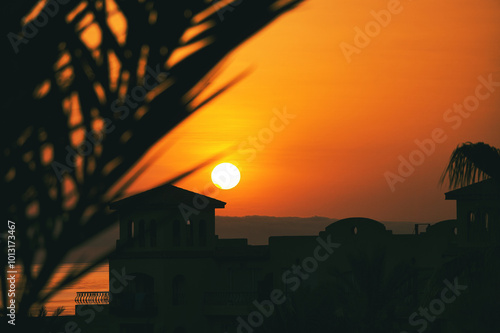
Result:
[445, 178, 500, 200]
[109, 184, 226, 210]
[324, 217, 387, 232]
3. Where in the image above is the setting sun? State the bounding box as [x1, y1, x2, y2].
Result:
[6, 0, 500, 326]
[211, 163, 241, 190]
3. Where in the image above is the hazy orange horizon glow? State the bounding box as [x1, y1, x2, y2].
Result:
[127, 0, 500, 223]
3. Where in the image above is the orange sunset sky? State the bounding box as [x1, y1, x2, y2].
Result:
[127, 0, 500, 222]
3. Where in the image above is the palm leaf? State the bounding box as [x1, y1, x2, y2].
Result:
[440, 142, 500, 189]
[1, 0, 303, 318]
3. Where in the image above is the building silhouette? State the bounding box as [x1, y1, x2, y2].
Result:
[69, 179, 499, 333]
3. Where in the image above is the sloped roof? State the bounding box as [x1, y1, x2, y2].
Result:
[109, 184, 226, 210]
[445, 178, 500, 200]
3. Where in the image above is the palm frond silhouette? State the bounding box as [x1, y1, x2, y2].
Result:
[258, 247, 417, 333]
[1, 0, 303, 319]
[440, 142, 500, 189]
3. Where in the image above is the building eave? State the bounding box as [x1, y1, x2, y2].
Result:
[109, 184, 226, 210]
[444, 178, 500, 200]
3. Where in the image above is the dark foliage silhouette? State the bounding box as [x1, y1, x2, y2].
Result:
[440, 142, 500, 189]
[0, 0, 303, 322]
[259, 246, 417, 332]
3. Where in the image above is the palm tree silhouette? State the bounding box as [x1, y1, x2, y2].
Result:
[436, 141, 500, 331]
[418, 237, 500, 332]
[440, 142, 500, 189]
[1, 0, 303, 323]
[258, 246, 417, 333]
[321, 249, 417, 333]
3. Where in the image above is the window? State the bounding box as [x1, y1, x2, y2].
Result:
[150, 220, 157, 247]
[186, 219, 193, 246]
[134, 273, 154, 294]
[199, 219, 207, 246]
[173, 220, 180, 246]
[138, 220, 145, 247]
[173, 275, 185, 306]
[119, 273, 155, 313]
[469, 212, 476, 223]
[128, 221, 134, 239]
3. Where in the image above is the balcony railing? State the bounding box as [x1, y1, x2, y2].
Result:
[75, 291, 110, 305]
[204, 291, 259, 306]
